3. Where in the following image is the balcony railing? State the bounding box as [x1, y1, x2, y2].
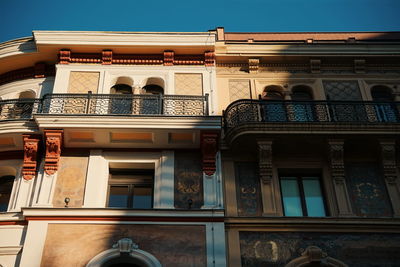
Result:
[0, 93, 209, 120]
[223, 99, 400, 131]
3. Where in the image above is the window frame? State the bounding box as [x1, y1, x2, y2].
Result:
[279, 171, 328, 217]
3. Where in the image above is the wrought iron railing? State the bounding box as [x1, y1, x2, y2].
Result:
[0, 93, 209, 121]
[223, 99, 400, 131]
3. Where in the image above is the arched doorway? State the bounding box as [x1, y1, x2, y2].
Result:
[110, 83, 133, 114]
[371, 85, 397, 122]
[291, 85, 315, 122]
[261, 85, 286, 122]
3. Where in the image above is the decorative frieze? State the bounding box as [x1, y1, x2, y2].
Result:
[101, 50, 113, 65]
[44, 130, 63, 175]
[22, 134, 40, 180]
[201, 132, 219, 176]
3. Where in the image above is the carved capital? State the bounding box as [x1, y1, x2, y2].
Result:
[59, 49, 71, 64]
[328, 140, 345, 180]
[248, 58, 260, 73]
[201, 132, 219, 176]
[258, 140, 273, 184]
[163, 50, 174, 66]
[22, 135, 40, 180]
[204, 51, 215, 66]
[379, 140, 398, 183]
[44, 130, 63, 175]
[102, 50, 113, 65]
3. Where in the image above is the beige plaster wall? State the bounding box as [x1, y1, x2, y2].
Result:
[41, 224, 206, 267]
[52, 154, 89, 208]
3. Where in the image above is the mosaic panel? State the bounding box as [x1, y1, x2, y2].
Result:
[68, 71, 100, 93]
[174, 151, 204, 209]
[345, 163, 392, 217]
[323, 80, 362, 101]
[235, 162, 262, 216]
[175, 73, 203, 95]
[239, 231, 400, 267]
[229, 79, 251, 102]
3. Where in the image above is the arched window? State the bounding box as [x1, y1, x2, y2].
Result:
[110, 84, 133, 114]
[261, 85, 286, 122]
[0, 175, 15, 212]
[371, 85, 397, 122]
[291, 85, 315, 122]
[142, 85, 164, 95]
[14, 90, 36, 119]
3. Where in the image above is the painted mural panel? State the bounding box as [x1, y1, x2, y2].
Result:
[345, 163, 392, 217]
[239, 231, 400, 267]
[52, 153, 89, 208]
[41, 224, 206, 267]
[174, 151, 204, 209]
[235, 162, 262, 216]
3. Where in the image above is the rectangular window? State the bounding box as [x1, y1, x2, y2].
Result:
[107, 168, 153, 209]
[280, 175, 326, 217]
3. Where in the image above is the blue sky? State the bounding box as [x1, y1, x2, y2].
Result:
[1, 0, 399, 43]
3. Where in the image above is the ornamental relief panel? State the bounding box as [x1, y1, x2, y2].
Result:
[68, 71, 100, 94]
[229, 80, 251, 102]
[174, 73, 203, 95]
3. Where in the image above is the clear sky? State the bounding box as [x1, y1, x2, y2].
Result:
[1, 0, 399, 43]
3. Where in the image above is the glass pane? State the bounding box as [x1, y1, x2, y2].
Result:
[302, 178, 326, 217]
[281, 177, 303, 216]
[108, 186, 129, 208]
[132, 186, 152, 209]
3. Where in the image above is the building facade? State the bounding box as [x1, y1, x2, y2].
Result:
[0, 28, 400, 267]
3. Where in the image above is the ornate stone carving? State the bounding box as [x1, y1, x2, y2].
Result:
[102, 50, 113, 65]
[201, 132, 219, 176]
[112, 238, 139, 253]
[59, 50, 71, 64]
[379, 140, 397, 184]
[204, 51, 215, 66]
[257, 140, 273, 184]
[328, 140, 345, 182]
[44, 130, 63, 175]
[163, 50, 174, 66]
[22, 135, 40, 180]
[248, 58, 260, 73]
[286, 246, 348, 267]
[310, 59, 321, 73]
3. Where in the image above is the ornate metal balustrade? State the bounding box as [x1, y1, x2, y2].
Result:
[0, 93, 209, 121]
[223, 99, 400, 131]
[0, 98, 41, 120]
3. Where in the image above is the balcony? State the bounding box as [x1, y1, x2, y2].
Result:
[223, 99, 400, 142]
[0, 93, 209, 121]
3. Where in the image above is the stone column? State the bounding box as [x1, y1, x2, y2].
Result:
[327, 140, 354, 216]
[379, 139, 400, 217]
[258, 140, 279, 216]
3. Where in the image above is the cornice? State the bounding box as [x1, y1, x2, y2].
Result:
[33, 31, 216, 47]
[0, 38, 36, 60]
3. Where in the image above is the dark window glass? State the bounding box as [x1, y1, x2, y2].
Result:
[108, 186, 129, 208]
[0, 175, 14, 212]
[132, 186, 152, 209]
[280, 175, 326, 217]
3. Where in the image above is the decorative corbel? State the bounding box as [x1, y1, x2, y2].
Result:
[379, 140, 397, 184]
[44, 130, 63, 175]
[354, 59, 366, 74]
[205, 51, 215, 66]
[310, 59, 321, 74]
[201, 132, 219, 176]
[248, 58, 260, 73]
[34, 62, 46, 78]
[163, 50, 174, 66]
[59, 50, 71, 64]
[112, 238, 139, 254]
[257, 140, 273, 184]
[22, 134, 40, 180]
[102, 50, 113, 65]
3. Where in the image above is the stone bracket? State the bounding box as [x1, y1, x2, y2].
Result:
[257, 140, 273, 184]
[44, 129, 63, 175]
[248, 58, 260, 73]
[22, 134, 41, 180]
[102, 50, 113, 65]
[205, 51, 215, 66]
[163, 50, 174, 66]
[201, 131, 219, 176]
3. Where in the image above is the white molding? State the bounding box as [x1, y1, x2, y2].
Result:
[206, 222, 227, 267]
[83, 150, 108, 208]
[202, 152, 223, 210]
[33, 31, 216, 47]
[21, 208, 224, 218]
[0, 246, 22, 255]
[18, 221, 48, 267]
[0, 121, 38, 135]
[31, 161, 58, 208]
[0, 38, 36, 60]
[34, 116, 221, 130]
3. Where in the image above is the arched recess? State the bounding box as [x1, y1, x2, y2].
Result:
[142, 77, 165, 95]
[290, 85, 315, 121]
[371, 85, 394, 101]
[86, 238, 161, 267]
[18, 90, 36, 99]
[370, 85, 397, 122]
[285, 246, 348, 267]
[291, 85, 314, 100]
[261, 85, 286, 121]
[0, 166, 17, 212]
[262, 85, 285, 100]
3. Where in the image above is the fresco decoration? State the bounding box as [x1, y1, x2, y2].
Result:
[345, 163, 392, 217]
[239, 231, 400, 267]
[235, 162, 262, 216]
[174, 151, 204, 209]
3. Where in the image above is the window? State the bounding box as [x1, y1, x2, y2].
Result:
[371, 85, 398, 122]
[107, 168, 153, 209]
[262, 85, 287, 122]
[280, 175, 326, 217]
[0, 175, 14, 212]
[291, 85, 315, 122]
